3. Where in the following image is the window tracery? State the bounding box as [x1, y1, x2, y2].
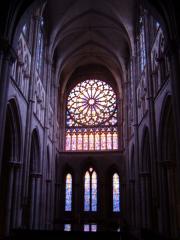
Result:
[84, 168, 97, 212]
[65, 79, 118, 151]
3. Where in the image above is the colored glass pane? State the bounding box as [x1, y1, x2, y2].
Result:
[113, 132, 118, 150]
[113, 173, 120, 212]
[84, 168, 97, 212]
[107, 132, 112, 149]
[84, 172, 90, 211]
[91, 224, 97, 232]
[71, 133, 76, 150]
[89, 132, 94, 150]
[64, 224, 71, 231]
[77, 134, 82, 150]
[101, 133, 106, 150]
[65, 174, 72, 211]
[84, 224, 90, 232]
[66, 133, 71, 150]
[65, 79, 118, 151]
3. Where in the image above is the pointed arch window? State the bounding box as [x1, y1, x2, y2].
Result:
[84, 168, 97, 212]
[113, 173, 120, 212]
[65, 173, 72, 211]
[65, 79, 118, 151]
[139, 16, 146, 72]
[36, 17, 44, 74]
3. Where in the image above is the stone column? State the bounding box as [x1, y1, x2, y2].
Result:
[0, 39, 16, 172]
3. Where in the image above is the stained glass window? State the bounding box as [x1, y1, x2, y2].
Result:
[65, 173, 72, 211]
[113, 173, 120, 212]
[65, 79, 118, 151]
[84, 168, 97, 212]
[64, 224, 71, 231]
[139, 16, 146, 72]
[84, 224, 97, 232]
[36, 18, 44, 74]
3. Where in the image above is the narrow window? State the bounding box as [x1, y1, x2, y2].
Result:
[113, 173, 120, 212]
[84, 168, 97, 212]
[84, 224, 97, 232]
[139, 16, 146, 72]
[65, 173, 72, 211]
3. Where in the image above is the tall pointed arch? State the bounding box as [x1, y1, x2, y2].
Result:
[65, 173, 72, 211]
[112, 173, 120, 212]
[84, 167, 97, 212]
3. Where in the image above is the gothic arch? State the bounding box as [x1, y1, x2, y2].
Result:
[62, 165, 74, 213]
[27, 128, 41, 229]
[158, 95, 177, 236]
[105, 165, 121, 231]
[0, 98, 22, 236]
[30, 129, 41, 173]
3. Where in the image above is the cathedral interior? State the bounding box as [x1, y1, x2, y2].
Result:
[0, 0, 180, 239]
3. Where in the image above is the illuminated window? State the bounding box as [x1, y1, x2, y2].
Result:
[84, 224, 97, 232]
[139, 16, 146, 72]
[64, 224, 71, 231]
[65, 173, 72, 211]
[84, 168, 97, 212]
[113, 173, 120, 212]
[36, 18, 44, 73]
[65, 79, 118, 151]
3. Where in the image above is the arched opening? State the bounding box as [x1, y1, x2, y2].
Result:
[158, 96, 178, 237]
[0, 99, 22, 236]
[26, 129, 41, 229]
[140, 128, 152, 230]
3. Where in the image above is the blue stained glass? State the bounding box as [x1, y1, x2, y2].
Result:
[84, 169, 97, 212]
[84, 172, 90, 211]
[84, 224, 90, 232]
[113, 173, 120, 212]
[65, 174, 72, 211]
[91, 171, 97, 211]
[64, 224, 71, 231]
[91, 224, 97, 232]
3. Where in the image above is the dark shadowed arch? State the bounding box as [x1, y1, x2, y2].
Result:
[158, 95, 177, 237]
[0, 98, 22, 236]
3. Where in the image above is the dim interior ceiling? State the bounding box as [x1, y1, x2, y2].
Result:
[45, 0, 136, 89]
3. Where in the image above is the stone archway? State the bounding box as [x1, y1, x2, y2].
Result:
[0, 99, 22, 236]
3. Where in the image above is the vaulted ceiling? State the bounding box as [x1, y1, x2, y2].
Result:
[44, 0, 137, 90]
